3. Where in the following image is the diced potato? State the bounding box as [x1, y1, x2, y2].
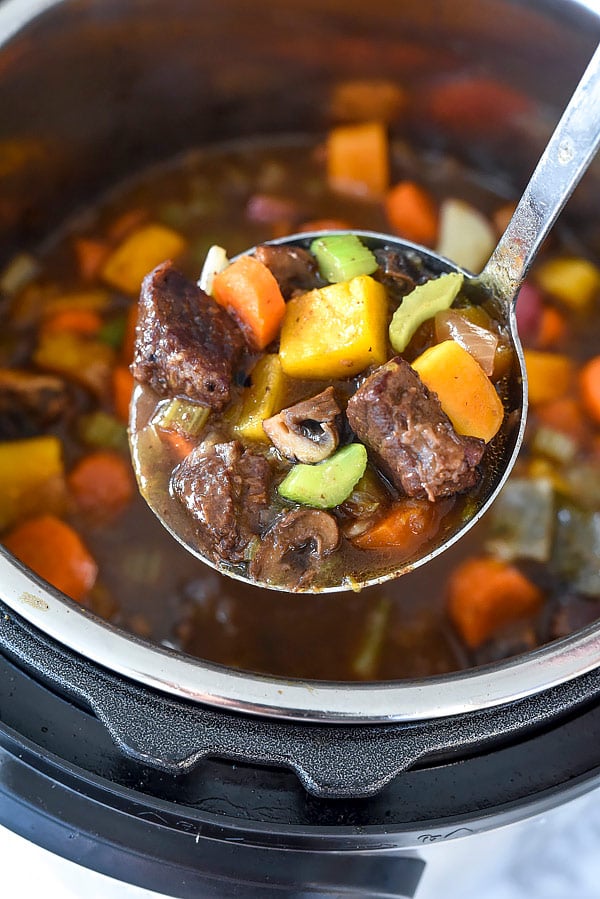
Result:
[0, 436, 65, 531]
[436, 198, 496, 273]
[101, 224, 186, 295]
[33, 331, 115, 396]
[411, 339, 504, 442]
[523, 350, 574, 405]
[534, 257, 600, 310]
[233, 355, 287, 442]
[279, 275, 388, 379]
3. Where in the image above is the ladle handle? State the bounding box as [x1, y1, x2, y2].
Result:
[480, 42, 600, 301]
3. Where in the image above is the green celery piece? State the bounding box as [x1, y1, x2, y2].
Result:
[77, 411, 129, 453]
[278, 443, 367, 509]
[152, 397, 210, 438]
[389, 272, 464, 353]
[310, 234, 378, 283]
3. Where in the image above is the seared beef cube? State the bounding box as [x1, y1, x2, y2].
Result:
[171, 440, 272, 564]
[0, 369, 69, 439]
[346, 358, 485, 501]
[254, 245, 321, 298]
[132, 262, 244, 410]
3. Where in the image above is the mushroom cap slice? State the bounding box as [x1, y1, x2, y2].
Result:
[263, 386, 341, 464]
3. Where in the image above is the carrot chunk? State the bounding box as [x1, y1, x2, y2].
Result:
[536, 396, 588, 443]
[326, 121, 389, 198]
[385, 181, 438, 246]
[535, 306, 567, 350]
[353, 499, 440, 553]
[42, 308, 102, 337]
[68, 450, 134, 520]
[3, 514, 98, 601]
[447, 556, 543, 649]
[212, 255, 286, 350]
[579, 355, 600, 426]
[74, 238, 110, 282]
[112, 364, 135, 423]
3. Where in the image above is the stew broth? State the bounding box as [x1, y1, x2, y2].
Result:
[2, 135, 600, 679]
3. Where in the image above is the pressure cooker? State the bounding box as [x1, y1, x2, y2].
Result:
[1, 0, 600, 896]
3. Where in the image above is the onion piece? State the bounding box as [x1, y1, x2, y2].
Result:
[198, 245, 228, 294]
[436, 198, 496, 272]
[434, 309, 498, 375]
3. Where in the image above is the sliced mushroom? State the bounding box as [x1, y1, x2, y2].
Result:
[263, 387, 341, 464]
[249, 507, 340, 590]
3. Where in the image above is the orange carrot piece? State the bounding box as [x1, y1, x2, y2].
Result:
[68, 450, 133, 520]
[212, 255, 285, 351]
[112, 364, 135, 423]
[157, 428, 197, 463]
[297, 218, 353, 233]
[353, 499, 440, 554]
[74, 238, 110, 282]
[42, 308, 103, 337]
[523, 350, 574, 405]
[385, 181, 438, 246]
[4, 513, 98, 601]
[536, 396, 588, 442]
[122, 304, 138, 363]
[535, 306, 567, 350]
[326, 121, 389, 198]
[447, 556, 543, 649]
[579, 355, 600, 426]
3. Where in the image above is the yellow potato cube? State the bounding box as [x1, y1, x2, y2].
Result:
[534, 257, 600, 310]
[412, 339, 504, 442]
[101, 224, 187, 295]
[0, 436, 65, 530]
[233, 355, 288, 442]
[279, 275, 388, 379]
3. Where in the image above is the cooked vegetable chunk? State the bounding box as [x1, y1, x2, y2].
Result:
[263, 387, 340, 463]
[310, 234, 378, 283]
[279, 275, 388, 379]
[212, 254, 286, 350]
[389, 271, 463, 353]
[447, 556, 543, 648]
[411, 339, 504, 442]
[523, 350, 574, 405]
[0, 435, 65, 530]
[102, 223, 186, 295]
[3, 514, 97, 602]
[278, 443, 367, 509]
[233, 354, 287, 442]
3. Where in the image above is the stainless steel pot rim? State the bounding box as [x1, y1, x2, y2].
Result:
[2, 547, 600, 723]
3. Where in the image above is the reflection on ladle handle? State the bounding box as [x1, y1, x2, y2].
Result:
[480, 41, 600, 302]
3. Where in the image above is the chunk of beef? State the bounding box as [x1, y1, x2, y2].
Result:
[249, 508, 340, 590]
[132, 262, 244, 410]
[171, 440, 271, 564]
[254, 244, 321, 299]
[0, 368, 69, 439]
[346, 358, 485, 501]
[263, 387, 341, 463]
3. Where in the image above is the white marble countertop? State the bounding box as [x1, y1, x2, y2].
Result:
[1, 788, 600, 898]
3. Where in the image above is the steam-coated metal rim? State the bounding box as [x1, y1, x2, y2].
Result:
[3, 545, 600, 723]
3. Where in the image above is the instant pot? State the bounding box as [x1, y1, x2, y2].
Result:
[1, 1, 600, 896]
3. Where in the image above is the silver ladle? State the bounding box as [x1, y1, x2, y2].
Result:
[130, 42, 600, 593]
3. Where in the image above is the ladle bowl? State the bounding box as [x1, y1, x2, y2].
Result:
[130, 41, 600, 593]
